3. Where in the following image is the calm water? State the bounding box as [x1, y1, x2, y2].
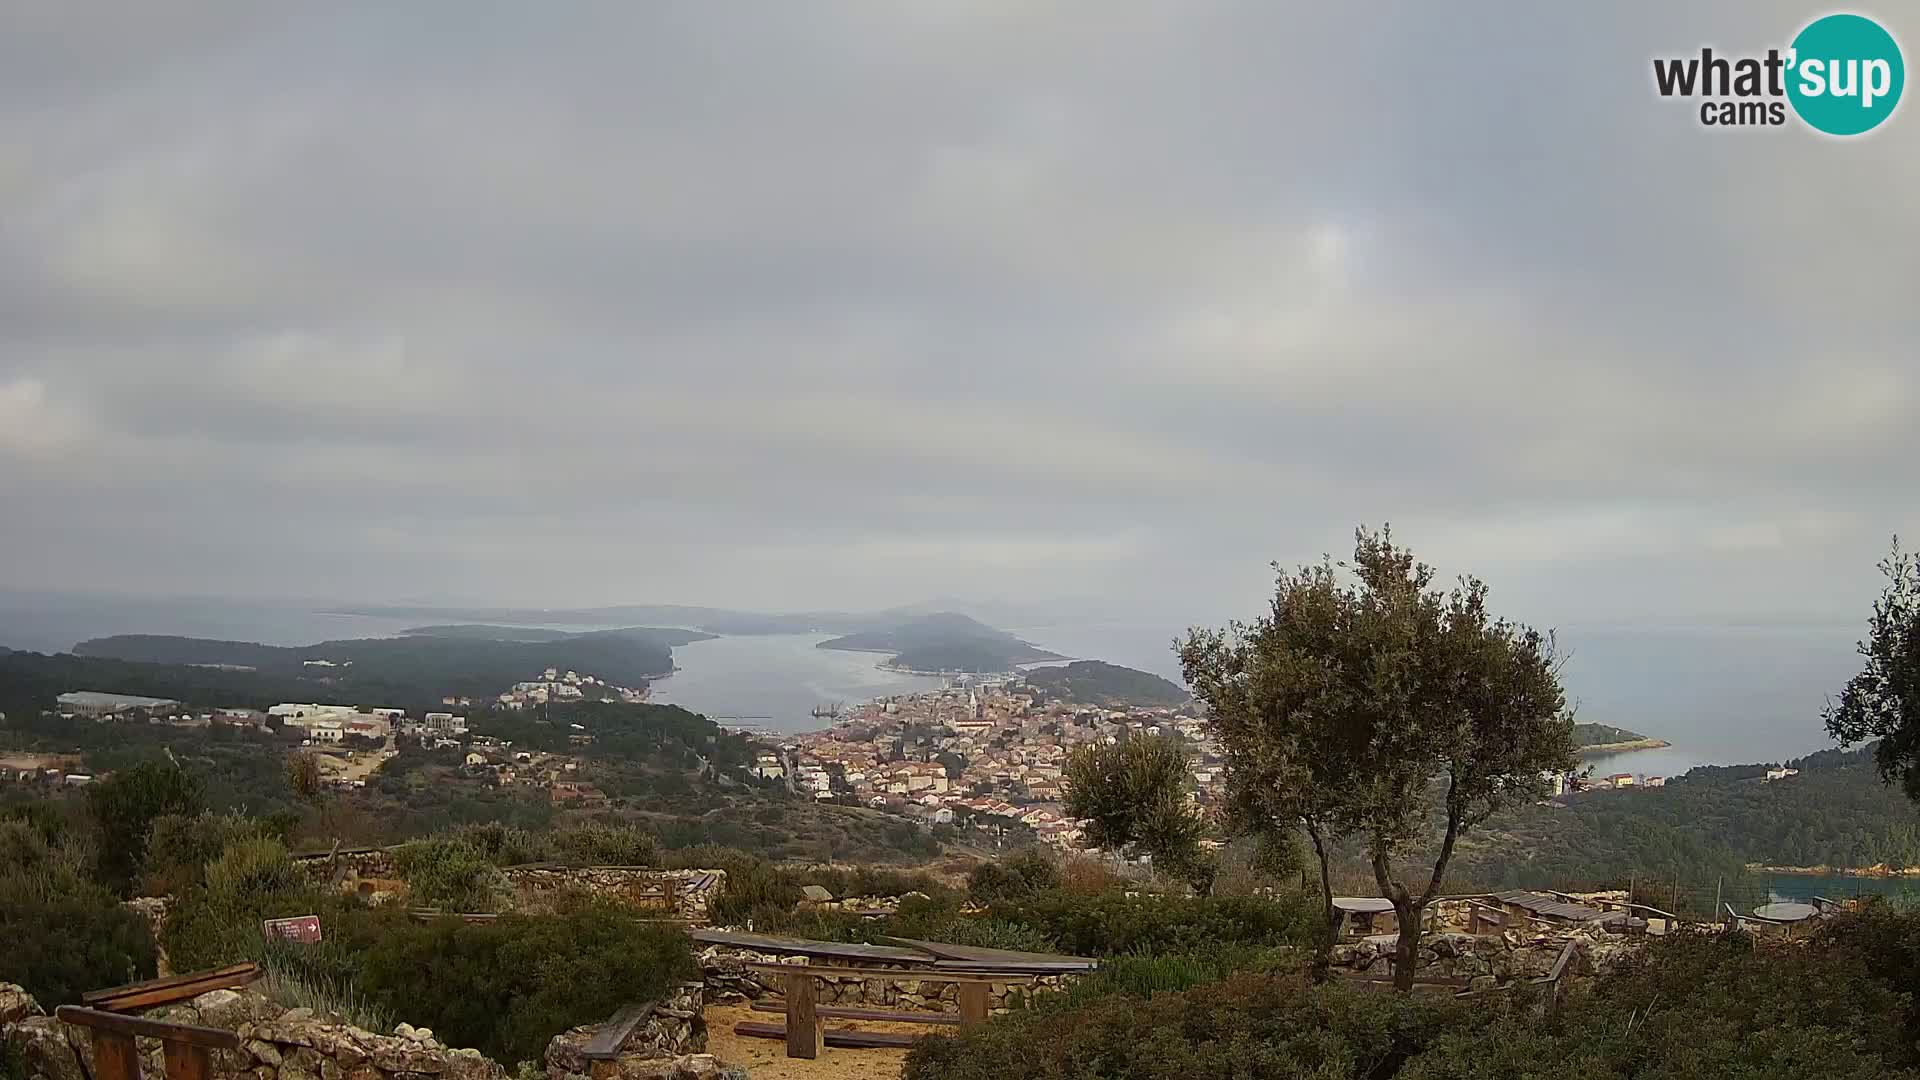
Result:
[646, 633, 943, 729]
[0, 593, 1865, 759]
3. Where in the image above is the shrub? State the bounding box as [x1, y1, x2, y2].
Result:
[143, 812, 277, 895]
[548, 823, 658, 866]
[0, 865, 157, 1007]
[1399, 932, 1920, 1079]
[394, 837, 510, 912]
[357, 904, 698, 1062]
[905, 971, 1469, 1080]
[989, 889, 1309, 956]
[966, 848, 1060, 905]
[87, 760, 206, 895]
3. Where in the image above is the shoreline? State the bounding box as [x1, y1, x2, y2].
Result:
[1577, 737, 1671, 754]
[1751, 862, 1920, 879]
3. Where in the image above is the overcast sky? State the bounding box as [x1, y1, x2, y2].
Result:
[2, 2, 1915, 629]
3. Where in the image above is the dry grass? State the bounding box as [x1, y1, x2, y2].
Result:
[703, 1003, 942, 1080]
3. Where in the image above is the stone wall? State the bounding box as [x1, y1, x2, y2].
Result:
[293, 851, 724, 923]
[1330, 928, 1638, 990]
[0, 986, 502, 1080]
[696, 945, 1074, 1014]
[542, 983, 710, 1080]
[502, 867, 722, 923]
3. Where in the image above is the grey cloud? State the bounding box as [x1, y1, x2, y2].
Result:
[1, 1, 1915, 625]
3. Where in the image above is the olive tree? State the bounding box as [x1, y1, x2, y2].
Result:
[1180, 526, 1574, 990]
[1063, 733, 1210, 890]
[1826, 538, 1920, 798]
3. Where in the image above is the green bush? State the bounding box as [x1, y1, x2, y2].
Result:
[0, 865, 157, 1007]
[1400, 932, 1920, 1079]
[1038, 946, 1298, 1009]
[966, 849, 1060, 905]
[394, 836, 510, 912]
[357, 904, 698, 1062]
[87, 760, 207, 895]
[142, 812, 278, 895]
[905, 971, 1469, 1080]
[989, 889, 1309, 956]
[548, 823, 658, 866]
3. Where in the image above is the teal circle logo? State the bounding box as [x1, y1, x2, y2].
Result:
[1787, 14, 1904, 135]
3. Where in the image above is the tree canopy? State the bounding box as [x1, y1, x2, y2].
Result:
[1826, 538, 1920, 799]
[1063, 733, 1209, 887]
[1180, 525, 1574, 988]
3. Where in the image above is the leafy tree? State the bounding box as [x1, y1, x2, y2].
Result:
[1063, 733, 1208, 890]
[1826, 538, 1920, 798]
[286, 752, 323, 801]
[1180, 526, 1574, 990]
[87, 759, 206, 895]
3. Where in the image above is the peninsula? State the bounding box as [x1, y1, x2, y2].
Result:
[1572, 721, 1670, 754]
[816, 612, 1065, 674]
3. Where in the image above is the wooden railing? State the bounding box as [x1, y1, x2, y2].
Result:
[54, 1007, 240, 1080]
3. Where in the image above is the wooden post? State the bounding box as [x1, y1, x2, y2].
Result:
[784, 971, 818, 1059]
[957, 981, 989, 1030]
[91, 1031, 141, 1080]
[163, 1040, 212, 1080]
[1714, 877, 1723, 930]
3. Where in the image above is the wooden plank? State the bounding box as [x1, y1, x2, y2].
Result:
[53, 1007, 242, 1050]
[90, 1029, 141, 1080]
[784, 971, 817, 1060]
[956, 982, 989, 1030]
[579, 1002, 656, 1060]
[163, 1039, 213, 1080]
[751, 1002, 962, 1025]
[691, 929, 933, 964]
[83, 964, 260, 1010]
[1534, 940, 1578, 985]
[733, 1022, 924, 1050]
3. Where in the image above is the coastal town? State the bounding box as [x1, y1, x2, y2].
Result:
[761, 677, 1219, 851]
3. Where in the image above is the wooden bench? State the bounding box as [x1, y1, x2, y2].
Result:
[82, 964, 261, 1013]
[741, 962, 1042, 1059]
[732, 1022, 921, 1049]
[55, 1007, 241, 1080]
[749, 1001, 963, 1025]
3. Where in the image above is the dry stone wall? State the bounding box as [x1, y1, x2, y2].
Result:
[1330, 928, 1639, 990]
[292, 851, 724, 922]
[542, 983, 720, 1080]
[0, 986, 502, 1080]
[696, 945, 1073, 1013]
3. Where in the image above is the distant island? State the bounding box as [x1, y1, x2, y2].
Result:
[71, 628, 682, 701]
[1018, 660, 1189, 707]
[1572, 722, 1670, 753]
[400, 624, 716, 646]
[816, 612, 1065, 674]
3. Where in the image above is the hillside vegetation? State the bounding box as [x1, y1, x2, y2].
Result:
[1441, 746, 1920, 897]
[1019, 660, 1189, 707]
[817, 612, 1064, 672]
[70, 631, 676, 699]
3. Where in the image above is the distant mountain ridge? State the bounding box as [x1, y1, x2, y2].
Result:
[815, 612, 1065, 674]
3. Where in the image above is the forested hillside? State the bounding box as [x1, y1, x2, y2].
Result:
[1443, 746, 1920, 891]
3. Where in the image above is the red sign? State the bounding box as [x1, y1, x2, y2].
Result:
[263, 915, 322, 944]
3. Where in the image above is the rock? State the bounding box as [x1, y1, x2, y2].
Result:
[7, 1016, 90, 1080]
[0, 984, 44, 1025]
[248, 1039, 286, 1066]
[396, 1023, 418, 1039]
[281, 1009, 317, 1026]
[371, 1043, 449, 1074]
[799, 885, 834, 903]
[193, 989, 249, 1029]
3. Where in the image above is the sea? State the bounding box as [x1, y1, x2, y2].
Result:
[0, 592, 1863, 766]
